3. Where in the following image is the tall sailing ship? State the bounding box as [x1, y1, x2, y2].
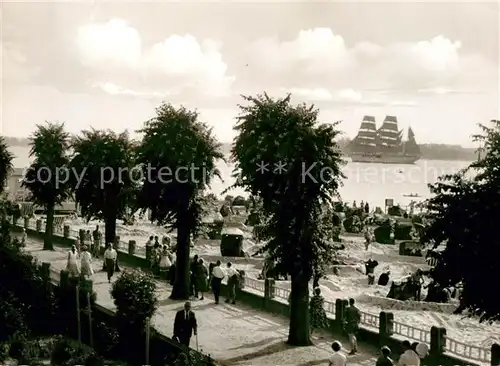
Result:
[347, 115, 421, 164]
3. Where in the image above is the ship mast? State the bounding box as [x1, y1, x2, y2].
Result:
[377, 116, 403, 151]
[351, 116, 377, 152]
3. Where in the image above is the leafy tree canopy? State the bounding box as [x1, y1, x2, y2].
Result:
[0, 136, 13, 196]
[70, 129, 137, 242]
[423, 119, 500, 322]
[22, 122, 72, 206]
[231, 94, 345, 278]
[135, 103, 224, 233]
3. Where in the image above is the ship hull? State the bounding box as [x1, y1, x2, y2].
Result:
[348, 152, 420, 164]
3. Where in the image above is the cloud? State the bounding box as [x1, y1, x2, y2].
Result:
[1, 42, 40, 83]
[245, 29, 496, 95]
[92, 82, 166, 98]
[277, 87, 417, 107]
[76, 19, 235, 97]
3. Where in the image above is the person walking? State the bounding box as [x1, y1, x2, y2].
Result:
[411, 269, 424, 301]
[92, 225, 102, 258]
[376, 346, 394, 366]
[225, 262, 239, 304]
[173, 302, 197, 347]
[146, 236, 154, 263]
[344, 298, 361, 355]
[194, 258, 209, 300]
[211, 260, 225, 304]
[190, 255, 199, 297]
[80, 245, 94, 279]
[66, 245, 80, 278]
[103, 244, 117, 283]
[159, 245, 172, 273]
[328, 341, 346, 366]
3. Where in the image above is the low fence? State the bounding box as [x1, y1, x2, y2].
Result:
[37, 259, 214, 365]
[14, 216, 500, 366]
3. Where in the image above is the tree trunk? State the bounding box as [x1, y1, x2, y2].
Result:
[104, 213, 117, 245]
[44, 201, 55, 250]
[287, 272, 312, 346]
[170, 213, 191, 300]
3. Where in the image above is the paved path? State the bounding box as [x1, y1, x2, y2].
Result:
[21, 235, 380, 366]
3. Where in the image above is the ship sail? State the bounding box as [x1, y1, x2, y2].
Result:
[377, 115, 403, 151]
[404, 126, 421, 155]
[348, 115, 421, 164]
[350, 116, 377, 152]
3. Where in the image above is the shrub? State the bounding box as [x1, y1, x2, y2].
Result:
[111, 270, 158, 364]
[175, 350, 217, 366]
[50, 336, 97, 366]
[0, 291, 29, 343]
[8, 338, 48, 364]
[0, 225, 57, 337]
[111, 270, 158, 324]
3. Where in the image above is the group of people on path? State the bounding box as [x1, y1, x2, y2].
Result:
[75, 225, 103, 258]
[188, 256, 241, 305]
[67, 228, 119, 284]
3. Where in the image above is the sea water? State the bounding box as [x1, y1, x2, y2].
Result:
[9, 144, 470, 207]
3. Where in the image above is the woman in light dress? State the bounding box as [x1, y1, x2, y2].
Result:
[159, 245, 172, 271]
[80, 245, 94, 279]
[66, 245, 80, 277]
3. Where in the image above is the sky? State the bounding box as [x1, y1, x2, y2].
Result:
[1, 1, 499, 147]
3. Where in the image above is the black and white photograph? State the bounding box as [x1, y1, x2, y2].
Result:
[0, 1, 499, 365]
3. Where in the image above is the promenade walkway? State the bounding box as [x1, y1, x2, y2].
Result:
[20, 236, 380, 366]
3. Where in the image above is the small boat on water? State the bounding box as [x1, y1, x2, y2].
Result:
[403, 193, 421, 198]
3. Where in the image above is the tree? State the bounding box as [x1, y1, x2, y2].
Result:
[136, 103, 223, 299]
[111, 270, 158, 364]
[231, 94, 344, 345]
[0, 136, 13, 196]
[70, 129, 137, 244]
[22, 122, 72, 250]
[422, 119, 500, 321]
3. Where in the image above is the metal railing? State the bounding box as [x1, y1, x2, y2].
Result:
[393, 321, 431, 343]
[360, 310, 379, 329]
[445, 336, 491, 363]
[274, 286, 290, 300]
[244, 277, 265, 292]
[324, 300, 336, 315]
[13, 218, 494, 364]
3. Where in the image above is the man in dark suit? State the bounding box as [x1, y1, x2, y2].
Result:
[173, 302, 197, 347]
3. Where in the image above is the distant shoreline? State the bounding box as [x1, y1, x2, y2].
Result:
[4, 137, 478, 162]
